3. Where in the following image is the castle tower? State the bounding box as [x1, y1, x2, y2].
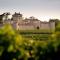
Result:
[49, 20, 55, 31]
[12, 12, 23, 21]
[12, 12, 23, 30]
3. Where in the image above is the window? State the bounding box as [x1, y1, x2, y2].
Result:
[37, 26, 39, 29]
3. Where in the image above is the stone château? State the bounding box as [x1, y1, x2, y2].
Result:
[0, 12, 55, 30]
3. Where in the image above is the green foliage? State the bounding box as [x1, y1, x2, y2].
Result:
[0, 22, 60, 60]
[0, 24, 25, 59]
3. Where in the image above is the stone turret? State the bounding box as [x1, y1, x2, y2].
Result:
[12, 12, 23, 30]
[49, 20, 55, 30]
[12, 12, 23, 21]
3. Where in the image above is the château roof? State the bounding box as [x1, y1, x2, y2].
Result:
[12, 12, 22, 17]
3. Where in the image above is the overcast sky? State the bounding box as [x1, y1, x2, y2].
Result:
[0, 0, 60, 21]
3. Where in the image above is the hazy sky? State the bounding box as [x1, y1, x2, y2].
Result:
[0, 0, 60, 21]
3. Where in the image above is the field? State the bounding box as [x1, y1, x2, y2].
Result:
[19, 30, 53, 40]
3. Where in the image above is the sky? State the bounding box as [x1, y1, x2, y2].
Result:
[0, 0, 60, 21]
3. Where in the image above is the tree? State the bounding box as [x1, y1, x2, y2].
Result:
[0, 14, 4, 23]
[3, 12, 10, 21]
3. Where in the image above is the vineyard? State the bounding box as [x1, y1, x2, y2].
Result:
[0, 21, 60, 60]
[20, 32, 51, 41]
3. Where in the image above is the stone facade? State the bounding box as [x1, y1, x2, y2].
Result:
[11, 12, 55, 30]
[0, 12, 55, 30]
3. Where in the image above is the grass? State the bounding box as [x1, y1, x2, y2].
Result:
[18, 29, 54, 40]
[19, 29, 54, 34]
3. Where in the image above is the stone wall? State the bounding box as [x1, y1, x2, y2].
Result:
[11, 19, 55, 30]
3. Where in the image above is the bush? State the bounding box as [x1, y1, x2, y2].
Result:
[0, 24, 60, 60]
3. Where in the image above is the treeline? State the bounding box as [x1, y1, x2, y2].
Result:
[0, 19, 60, 60]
